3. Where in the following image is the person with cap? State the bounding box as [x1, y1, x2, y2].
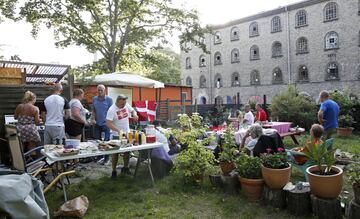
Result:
[106, 94, 138, 178]
[318, 90, 339, 139]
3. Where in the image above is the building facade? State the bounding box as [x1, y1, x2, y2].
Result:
[181, 0, 360, 104]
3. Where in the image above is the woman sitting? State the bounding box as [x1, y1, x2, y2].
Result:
[240, 124, 263, 156]
[291, 124, 324, 164]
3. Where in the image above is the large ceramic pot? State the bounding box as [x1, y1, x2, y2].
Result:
[337, 127, 354, 137]
[261, 164, 291, 189]
[238, 177, 264, 201]
[220, 162, 236, 176]
[353, 183, 360, 205]
[306, 165, 343, 199]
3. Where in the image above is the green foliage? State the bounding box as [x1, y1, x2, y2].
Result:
[347, 163, 360, 185]
[338, 114, 355, 128]
[303, 142, 336, 175]
[205, 105, 230, 126]
[218, 125, 237, 163]
[329, 90, 358, 116]
[261, 151, 289, 169]
[270, 85, 317, 130]
[235, 154, 262, 179]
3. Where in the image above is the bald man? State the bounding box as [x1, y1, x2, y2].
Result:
[318, 90, 339, 139]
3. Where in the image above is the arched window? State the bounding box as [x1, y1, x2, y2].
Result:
[199, 55, 206, 67]
[298, 65, 309, 82]
[296, 37, 308, 54]
[214, 52, 222, 65]
[250, 45, 260, 60]
[186, 76, 192, 86]
[326, 62, 339, 80]
[230, 26, 240, 41]
[296, 10, 307, 27]
[215, 96, 223, 105]
[272, 67, 283, 84]
[271, 16, 282, 33]
[249, 22, 259, 37]
[231, 72, 240, 87]
[324, 2, 338, 21]
[250, 70, 260, 85]
[199, 75, 206, 88]
[214, 31, 221, 44]
[231, 48, 240, 63]
[185, 57, 191, 69]
[214, 73, 222, 88]
[325, 31, 339, 50]
[272, 41, 282, 57]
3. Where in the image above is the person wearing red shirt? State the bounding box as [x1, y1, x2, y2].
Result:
[255, 103, 267, 122]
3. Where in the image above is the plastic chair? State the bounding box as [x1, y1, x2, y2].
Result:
[287, 138, 333, 181]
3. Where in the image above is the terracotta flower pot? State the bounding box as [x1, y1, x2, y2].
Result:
[306, 165, 343, 199]
[238, 177, 264, 201]
[337, 127, 354, 137]
[353, 183, 360, 205]
[220, 162, 236, 176]
[261, 164, 291, 189]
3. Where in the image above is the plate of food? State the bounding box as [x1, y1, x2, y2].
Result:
[98, 142, 120, 151]
[56, 148, 80, 156]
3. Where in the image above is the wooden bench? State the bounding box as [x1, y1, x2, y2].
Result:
[280, 131, 305, 145]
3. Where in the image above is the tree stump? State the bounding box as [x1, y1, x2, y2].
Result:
[347, 199, 360, 219]
[286, 185, 311, 216]
[311, 194, 342, 219]
[221, 174, 240, 195]
[262, 185, 286, 209]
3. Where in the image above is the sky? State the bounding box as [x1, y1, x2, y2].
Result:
[0, 0, 302, 67]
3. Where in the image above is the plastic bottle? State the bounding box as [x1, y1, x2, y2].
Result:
[128, 131, 133, 144]
[141, 132, 147, 144]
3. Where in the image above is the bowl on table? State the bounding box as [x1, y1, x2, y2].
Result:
[64, 139, 80, 149]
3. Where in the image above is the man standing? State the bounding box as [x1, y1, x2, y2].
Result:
[255, 103, 267, 122]
[44, 83, 70, 144]
[91, 84, 113, 165]
[106, 94, 138, 178]
[243, 104, 255, 126]
[318, 90, 339, 139]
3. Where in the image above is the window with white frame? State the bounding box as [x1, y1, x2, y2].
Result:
[185, 57, 191, 69]
[272, 41, 282, 57]
[230, 26, 240, 41]
[325, 31, 339, 50]
[296, 37, 308, 54]
[186, 76, 192, 86]
[214, 32, 222, 44]
[199, 75, 206, 88]
[298, 65, 309, 82]
[231, 48, 240, 63]
[271, 16, 282, 32]
[199, 55, 206, 67]
[214, 73, 222, 88]
[272, 67, 283, 84]
[250, 70, 260, 85]
[232, 72, 240, 87]
[250, 45, 260, 60]
[214, 52, 222, 65]
[249, 22, 259, 37]
[326, 62, 339, 80]
[324, 2, 338, 21]
[296, 10, 307, 27]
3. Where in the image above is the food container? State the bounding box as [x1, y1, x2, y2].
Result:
[145, 125, 156, 136]
[146, 135, 156, 143]
[64, 139, 80, 149]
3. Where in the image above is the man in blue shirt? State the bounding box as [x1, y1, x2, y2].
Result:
[318, 90, 340, 139]
[91, 84, 113, 164]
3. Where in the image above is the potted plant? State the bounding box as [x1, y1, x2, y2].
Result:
[304, 142, 343, 199]
[236, 153, 263, 201]
[337, 114, 355, 137]
[261, 148, 291, 189]
[218, 126, 237, 176]
[348, 164, 360, 205]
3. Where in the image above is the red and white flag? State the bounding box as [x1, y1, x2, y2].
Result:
[132, 100, 157, 122]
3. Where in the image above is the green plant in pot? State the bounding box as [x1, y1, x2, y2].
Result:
[236, 153, 263, 201]
[304, 142, 343, 199]
[348, 163, 360, 205]
[337, 114, 355, 137]
[218, 126, 237, 176]
[261, 148, 291, 189]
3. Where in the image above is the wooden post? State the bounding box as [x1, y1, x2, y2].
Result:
[347, 199, 360, 219]
[166, 98, 170, 121]
[221, 174, 240, 195]
[286, 186, 311, 216]
[311, 194, 342, 219]
[194, 98, 198, 113]
[262, 185, 286, 209]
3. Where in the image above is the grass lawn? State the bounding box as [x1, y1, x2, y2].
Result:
[45, 134, 359, 219]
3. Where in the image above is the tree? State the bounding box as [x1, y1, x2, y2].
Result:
[0, 0, 17, 22]
[15, 0, 210, 72]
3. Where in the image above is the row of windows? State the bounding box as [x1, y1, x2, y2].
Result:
[213, 2, 339, 44]
[185, 32, 341, 68]
[185, 62, 342, 87]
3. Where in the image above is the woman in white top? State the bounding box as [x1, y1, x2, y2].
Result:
[65, 89, 88, 140]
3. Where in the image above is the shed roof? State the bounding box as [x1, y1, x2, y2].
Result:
[0, 60, 71, 84]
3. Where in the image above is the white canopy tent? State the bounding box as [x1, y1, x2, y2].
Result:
[94, 72, 164, 88]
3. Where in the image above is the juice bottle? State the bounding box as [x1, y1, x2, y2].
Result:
[141, 132, 146, 144]
[134, 130, 139, 145]
[128, 131, 133, 144]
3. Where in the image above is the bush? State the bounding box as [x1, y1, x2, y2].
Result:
[261, 150, 289, 169]
[218, 125, 237, 163]
[329, 90, 357, 117]
[235, 154, 262, 179]
[270, 85, 317, 130]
